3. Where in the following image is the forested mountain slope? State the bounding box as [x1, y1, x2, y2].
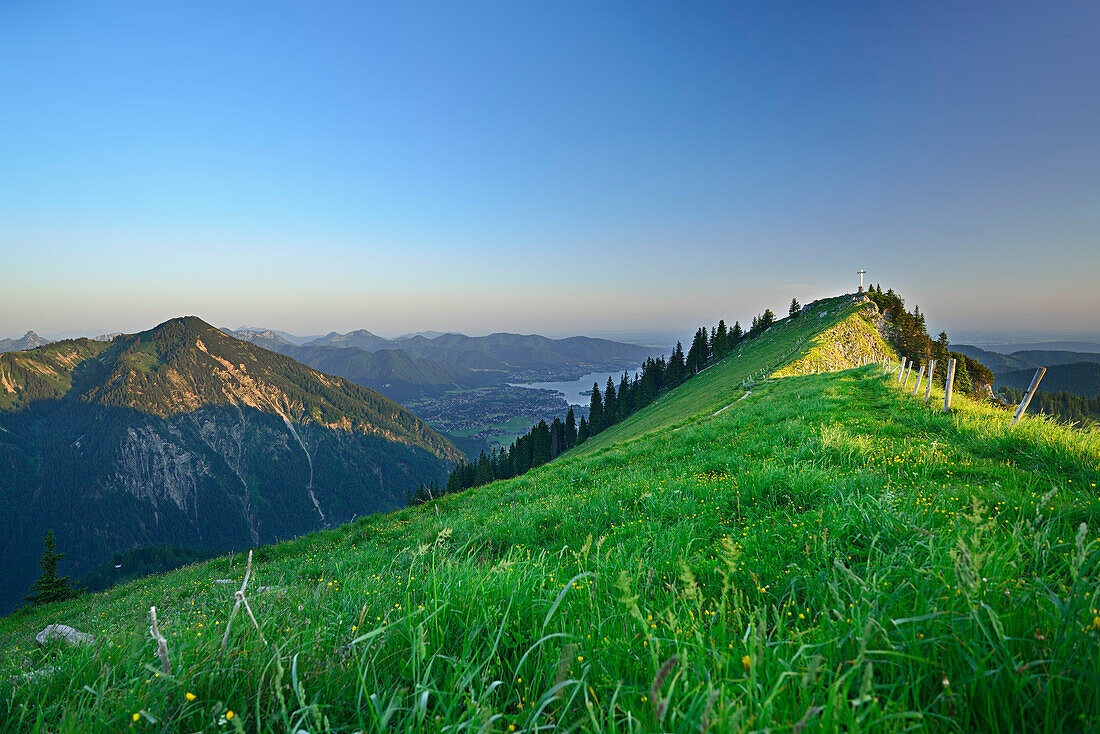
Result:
[0, 317, 460, 613]
[264, 344, 500, 401]
[998, 361, 1100, 398]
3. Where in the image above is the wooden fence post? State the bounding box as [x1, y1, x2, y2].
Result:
[943, 358, 956, 412]
[903, 361, 913, 388]
[897, 359, 906, 384]
[927, 359, 936, 401]
[1011, 367, 1047, 426]
[911, 364, 925, 396]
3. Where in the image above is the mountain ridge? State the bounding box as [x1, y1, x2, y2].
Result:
[0, 316, 462, 612]
[5, 293, 1097, 730]
[0, 331, 52, 353]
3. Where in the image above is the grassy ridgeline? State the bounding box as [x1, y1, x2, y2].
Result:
[2, 312, 1100, 731]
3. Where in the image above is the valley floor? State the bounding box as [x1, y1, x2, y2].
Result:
[2, 363, 1099, 732]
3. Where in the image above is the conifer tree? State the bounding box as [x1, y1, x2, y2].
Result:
[588, 383, 603, 434]
[952, 355, 973, 395]
[667, 342, 686, 387]
[731, 321, 744, 343]
[564, 406, 577, 449]
[25, 530, 76, 606]
[475, 451, 493, 486]
[576, 415, 589, 444]
[687, 328, 709, 374]
[932, 331, 950, 382]
[549, 418, 564, 459]
[531, 420, 551, 467]
[789, 298, 801, 317]
[714, 320, 728, 360]
[603, 377, 617, 427]
[617, 372, 632, 419]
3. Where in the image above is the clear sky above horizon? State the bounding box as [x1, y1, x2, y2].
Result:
[2, 1, 1098, 344]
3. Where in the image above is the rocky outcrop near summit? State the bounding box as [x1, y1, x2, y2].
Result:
[773, 306, 895, 377]
[0, 331, 52, 353]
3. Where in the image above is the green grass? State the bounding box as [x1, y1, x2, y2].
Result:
[576, 296, 880, 455]
[2, 312, 1099, 732]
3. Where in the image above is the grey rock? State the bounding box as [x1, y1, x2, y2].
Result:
[35, 624, 95, 647]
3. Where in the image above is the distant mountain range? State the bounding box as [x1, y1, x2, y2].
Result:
[222, 327, 659, 395]
[954, 344, 1100, 375]
[268, 345, 501, 401]
[955, 343, 1100, 402]
[0, 317, 460, 613]
[0, 331, 51, 353]
[981, 341, 1100, 354]
[306, 330, 658, 380]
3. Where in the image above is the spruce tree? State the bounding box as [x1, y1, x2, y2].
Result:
[531, 420, 551, 467]
[577, 415, 589, 444]
[617, 372, 632, 420]
[475, 451, 493, 486]
[589, 383, 603, 434]
[731, 321, 744, 343]
[789, 298, 801, 317]
[603, 378, 617, 426]
[564, 406, 577, 448]
[667, 342, 686, 387]
[687, 328, 709, 374]
[549, 418, 563, 459]
[25, 530, 76, 606]
[932, 331, 950, 382]
[714, 320, 728, 360]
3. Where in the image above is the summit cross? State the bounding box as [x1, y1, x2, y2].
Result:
[857, 268, 867, 293]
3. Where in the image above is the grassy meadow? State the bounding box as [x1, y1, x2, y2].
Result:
[2, 303, 1099, 732]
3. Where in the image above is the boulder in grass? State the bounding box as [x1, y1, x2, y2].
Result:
[34, 624, 94, 647]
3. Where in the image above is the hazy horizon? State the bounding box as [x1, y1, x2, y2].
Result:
[3, 3, 1098, 344]
[7, 307, 1100, 354]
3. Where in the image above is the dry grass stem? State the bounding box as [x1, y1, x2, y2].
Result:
[149, 606, 170, 676]
[220, 550, 268, 657]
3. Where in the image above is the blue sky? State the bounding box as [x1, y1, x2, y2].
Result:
[1, 1, 1097, 343]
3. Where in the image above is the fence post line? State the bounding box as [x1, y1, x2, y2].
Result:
[943, 358, 956, 412]
[1011, 367, 1047, 426]
[911, 364, 925, 396]
[925, 359, 935, 402]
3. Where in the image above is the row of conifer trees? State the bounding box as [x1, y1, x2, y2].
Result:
[411, 308, 782, 503]
[864, 284, 993, 395]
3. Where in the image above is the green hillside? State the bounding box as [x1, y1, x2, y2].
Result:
[577, 295, 890, 454]
[2, 299, 1098, 732]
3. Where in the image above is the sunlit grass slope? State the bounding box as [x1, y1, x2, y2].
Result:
[3, 311, 1100, 732]
[575, 295, 887, 456]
